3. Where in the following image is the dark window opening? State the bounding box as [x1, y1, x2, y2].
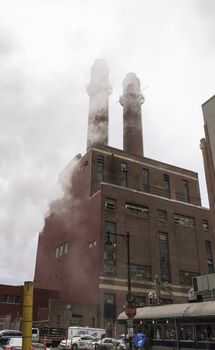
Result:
[163, 174, 171, 199]
[121, 162, 127, 187]
[70, 314, 83, 326]
[2, 295, 21, 304]
[131, 264, 152, 281]
[205, 241, 214, 273]
[104, 222, 116, 274]
[159, 232, 171, 282]
[183, 180, 190, 203]
[104, 293, 116, 320]
[157, 209, 167, 220]
[179, 271, 199, 286]
[97, 156, 104, 189]
[143, 168, 149, 193]
[135, 296, 146, 308]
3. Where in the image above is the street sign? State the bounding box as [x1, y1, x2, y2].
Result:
[134, 332, 147, 348]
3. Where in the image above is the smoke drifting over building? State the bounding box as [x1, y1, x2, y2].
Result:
[86, 59, 112, 150]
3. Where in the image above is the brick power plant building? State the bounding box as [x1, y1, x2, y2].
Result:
[34, 60, 214, 332]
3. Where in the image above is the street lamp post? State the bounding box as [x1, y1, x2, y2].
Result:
[105, 231, 133, 350]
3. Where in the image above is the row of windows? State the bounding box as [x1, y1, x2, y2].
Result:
[105, 198, 209, 230]
[1, 295, 21, 304]
[103, 222, 214, 281]
[97, 156, 192, 203]
[151, 322, 215, 342]
[55, 242, 69, 257]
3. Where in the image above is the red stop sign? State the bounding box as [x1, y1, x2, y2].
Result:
[125, 304, 136, 318]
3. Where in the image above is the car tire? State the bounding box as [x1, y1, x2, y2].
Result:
[72, 344, 78, 350]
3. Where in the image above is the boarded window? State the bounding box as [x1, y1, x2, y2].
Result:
[174, 214, 195, 227]
[125, 203, 149, 217]
[105, 198, 116, 210]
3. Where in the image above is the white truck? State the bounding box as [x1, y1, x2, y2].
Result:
[59, 327, 106, 350]
[67, 327, 105, 340]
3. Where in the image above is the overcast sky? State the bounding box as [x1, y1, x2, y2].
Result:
[0, 0, 215, 285]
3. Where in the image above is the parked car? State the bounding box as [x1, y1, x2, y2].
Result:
[95, 338, 121, 350]
[73, 335, 97, 350]
[3, 337, 36, 350]
[59, 335, 96, 350]
[58, 336, 81, 350]
[2, 337, 22, 350]
[0, 331, 22, 347]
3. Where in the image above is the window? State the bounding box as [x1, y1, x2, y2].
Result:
[196, 324, 215, 342]
[135, 296, 146, 308]
[183, 180, 190, 203]
[143, 168, 149, 192]
[55, 246, 59, 257]
[163, 174, 171, 198]
[70, 315, 83, 326]
[205, 241, 214, 273]
[105, 198, 116, 210]
[55, 242, 69, 258]
[179, 271, 199, 286]
[104, 222, 116, 274]
[203, 219, 209, 231]
[174, 214, 195, 227]
[105, 221, 116, 234]
[164, 322, 176, 340]
[97, 156, 104, 188]
[88, 240, 97, 248]
[121, 162, 127, 187]
[125, 203, 149, 217]
[179, 325, 193, 340]
[159, 232, 171, 282]
[2, 295, 21, 304]
[64, 242, 68, 254]
[104, 293, 116, 320]
[131, 264, 151, 281]
[157, 209, 167, 221]
[59, 245, 64, 256]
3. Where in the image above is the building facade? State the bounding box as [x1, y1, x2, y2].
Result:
[0, 284, 59, 330]
[201, 95, 215, 215]
[34, 62, 214, 333]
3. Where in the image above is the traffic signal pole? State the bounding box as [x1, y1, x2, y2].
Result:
[105, 232, 134, 350]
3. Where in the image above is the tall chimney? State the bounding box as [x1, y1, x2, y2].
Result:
[120, 73, 144, 156]
[86, 59, 112, 150]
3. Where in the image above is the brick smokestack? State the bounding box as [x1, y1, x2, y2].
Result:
[86, 59, 112, 150]
[120, 73, 144, 156]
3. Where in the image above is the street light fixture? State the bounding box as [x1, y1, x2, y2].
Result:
[105, 231, 133, 350]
